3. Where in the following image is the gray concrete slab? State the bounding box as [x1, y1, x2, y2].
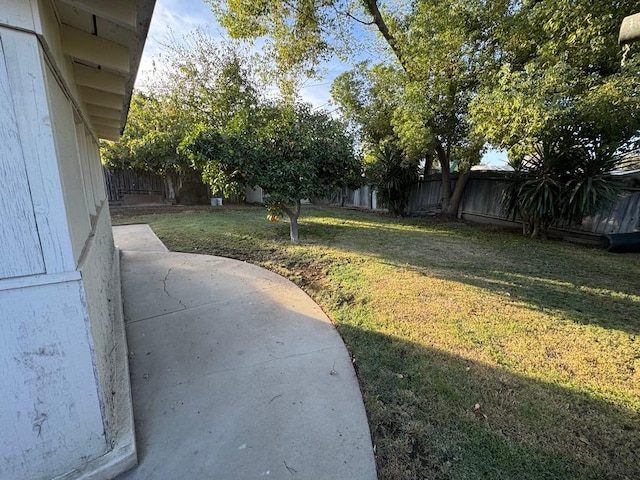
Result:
[114, 225, 377, 480]
[113, 224, 169, 252]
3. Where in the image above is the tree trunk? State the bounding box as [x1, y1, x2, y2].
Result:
[424, 153, 433, 176]
[283, 200, 302, 243]
[363, 1, 408, 71]
[444, 169, 470, 217]
[436, 142, 452, 212]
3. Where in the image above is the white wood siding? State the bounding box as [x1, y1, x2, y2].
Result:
[0, 33, 46, 279]
[74, 119, 97, 216]
[0, 279, 107, 479]
[45, 64, 92, 263]
[0, 27, 76, 274]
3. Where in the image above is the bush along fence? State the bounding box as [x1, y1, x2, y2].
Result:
[334, 170, 640, 241]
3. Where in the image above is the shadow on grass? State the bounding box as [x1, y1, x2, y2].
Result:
[337, 323, 640, 480]
[112, 206, 640, 479]
[113, 205, 640, 336]
[297, 210, 640, 336]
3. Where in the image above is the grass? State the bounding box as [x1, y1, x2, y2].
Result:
[112, 204, 640, 480]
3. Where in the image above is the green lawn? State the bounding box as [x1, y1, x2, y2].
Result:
[112, 204, 640, 480]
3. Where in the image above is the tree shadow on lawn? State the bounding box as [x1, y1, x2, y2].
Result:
[298, 213, 640, 336]
[127, 206, 640, 336]
[337, 323, 640, 480]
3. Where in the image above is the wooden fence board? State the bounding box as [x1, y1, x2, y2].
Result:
[103, 167, 166, 201]
[336, 171, 640, 236]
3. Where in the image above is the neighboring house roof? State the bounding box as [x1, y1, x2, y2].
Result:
[471, 164, 515, 172]
[54, 0, 155, 140]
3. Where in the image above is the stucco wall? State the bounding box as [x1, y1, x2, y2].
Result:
[0, 280, 107, 479]
[79, 201, 135, 453]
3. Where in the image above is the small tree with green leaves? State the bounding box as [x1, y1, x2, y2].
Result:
[184, 102, 363, 242]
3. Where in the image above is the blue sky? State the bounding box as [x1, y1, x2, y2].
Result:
[138, 0, 508, 166]
[136, 0, 354, 109]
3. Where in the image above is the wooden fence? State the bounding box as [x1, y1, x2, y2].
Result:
[103, 167, 167, 202]
[337, 170, 640, 237]
[103, 167, 211, 204]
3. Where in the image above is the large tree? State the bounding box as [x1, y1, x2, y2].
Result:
[101, 32, 261, 202]
[470, 0, 640, 236]
[389, 0, 511, 215]
[184, 102, 363, 242]
[209, 0, 509, 216]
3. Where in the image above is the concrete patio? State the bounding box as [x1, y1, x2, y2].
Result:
[112, 225, 377, 480]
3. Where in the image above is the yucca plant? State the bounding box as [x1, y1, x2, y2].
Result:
[503, 134, 621, 238]
[368, 141, 418, 216]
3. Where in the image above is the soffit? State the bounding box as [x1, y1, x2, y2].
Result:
[55, 0, 155, 140]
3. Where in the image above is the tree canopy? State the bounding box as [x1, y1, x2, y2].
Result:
[184, 101, 362, 242]
[470, 0, 640, 236]
[208, 0, 640, 226]
[101, 32, 261, 175]
[470, 0, 640, 162]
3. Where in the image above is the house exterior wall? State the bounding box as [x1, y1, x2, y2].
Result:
[78, 203, 134, 457]
[0, 279, 107, 479]
[0, 1, 136, 478]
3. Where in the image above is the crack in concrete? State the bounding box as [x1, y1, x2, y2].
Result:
[125, 283, 291, 324]
[162, 267, 187, 311]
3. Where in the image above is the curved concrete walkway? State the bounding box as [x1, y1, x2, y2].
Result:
[113, 225, 377, 480]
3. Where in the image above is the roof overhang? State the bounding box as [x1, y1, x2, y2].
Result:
[55, 0, 155, 140]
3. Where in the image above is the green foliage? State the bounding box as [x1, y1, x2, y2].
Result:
[331, 62, 404, 153]
[186, 102, 362, 201]
[100, 93, 190, 173]
[156, 31, 261, 129]
[393, 0, 502, 165]
[183, 101, 363, 241]
[252, 103, 362, 200]
[206, 0, 375, 93]
[329, 0, 506, 215]
[101, 32, 261, 177]
[367, 141, 417, 216]
[470, 0, 640, 161]
[503, 135, 621, 237]
[179, 128, 250, 197]
[470, 0, 640, 236]
[331, 63, 422, 215]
